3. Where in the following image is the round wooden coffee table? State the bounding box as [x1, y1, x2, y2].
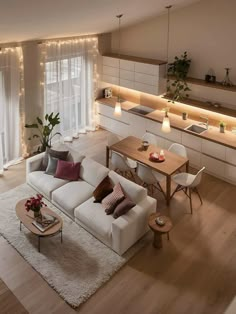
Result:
[16, 199, 63, 252]
[148, 213, 173, 249]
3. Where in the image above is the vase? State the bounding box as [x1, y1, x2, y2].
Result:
[34, 209, 42, 220]
[182, 112, 188, 120]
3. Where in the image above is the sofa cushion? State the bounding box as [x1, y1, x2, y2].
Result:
[52, 143, 85, 163]
[54, 160, 81, 181]
[80, 158, 109, 187]
[93, 176, 113, 203]
[52, 180, 94, 218]
[75, 197, 114, 245]
[28, 171, 68, 199]
[42, 147, 69, 171]
[108, 170, 147, 203]
[113, 197, 136, 219]
[102, 183, 125, 215]
[45, 155, 59, 175]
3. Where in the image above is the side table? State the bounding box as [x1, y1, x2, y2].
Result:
[148, 213, 173, 249]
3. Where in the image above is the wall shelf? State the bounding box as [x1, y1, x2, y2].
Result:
[169, 75, 236, 93]
[103, 53, 167, 66]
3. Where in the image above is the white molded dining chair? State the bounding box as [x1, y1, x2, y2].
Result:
[142, 132, 157, 146]
[168, 143, 187, 158]
[111, 151, 136, 182]
[171, 167, 205, 214]
[136, 162, 166, 198]
[107, 133, 137, 169]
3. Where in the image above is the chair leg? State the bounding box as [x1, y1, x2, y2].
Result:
[195, 187, 203, 205]
[189, 188, 193, 214]
[170, 184, 181, 199]
[129, 171, 136, 183]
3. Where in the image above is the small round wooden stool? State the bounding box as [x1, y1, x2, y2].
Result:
[148, 213, 173, 249]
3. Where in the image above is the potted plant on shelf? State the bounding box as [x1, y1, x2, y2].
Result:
[167, 51, 192, 103]
[25, 112, 61, 153]
[182, 112, 188, 120]
[219, 121, 226, 133]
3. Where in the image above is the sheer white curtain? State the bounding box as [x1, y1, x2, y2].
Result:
[41, 37, 98, 137]
[0, 48, 23, 175]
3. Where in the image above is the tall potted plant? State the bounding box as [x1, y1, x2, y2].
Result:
[167, 51, 191, 103]
[25, 112, 61, 152]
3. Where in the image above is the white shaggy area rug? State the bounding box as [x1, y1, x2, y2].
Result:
[0, 184, 149, 308]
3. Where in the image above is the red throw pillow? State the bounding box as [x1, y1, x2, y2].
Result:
[54, 160, 81, 181]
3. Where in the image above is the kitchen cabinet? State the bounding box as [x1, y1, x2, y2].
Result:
[102, 55, 166, 96]
[202, 139, 226, 161]
[226, 147, 236, 166]
[225, 164, 236, 182]
[201, 155, 225, 178]
[185, 147, 201, 168]
[129, 114, 147, 138]
[182, 132, 202, 151]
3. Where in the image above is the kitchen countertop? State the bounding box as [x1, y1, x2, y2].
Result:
[97, 97, 236, 150]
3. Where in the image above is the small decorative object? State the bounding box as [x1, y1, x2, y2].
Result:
[142, 140, 149, 151]
[182, 112, 188, 120]
[25, 194, 46, 219]
[25, 112, 61, 152]
[159, 150, 165, 161]
[155, 216, 165, 226]
[167, 51, 191, 103]
[104, 87, 112, 98]
[149, 152, 165, 162]
[222, 68, 233, 87]
[219, 121, 226, 133]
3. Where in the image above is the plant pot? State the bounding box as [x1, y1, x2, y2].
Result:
[220, 126, 225, 133]
[182, 113, 188, 120]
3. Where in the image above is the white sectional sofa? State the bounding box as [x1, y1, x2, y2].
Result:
[26, 148, 156, 255]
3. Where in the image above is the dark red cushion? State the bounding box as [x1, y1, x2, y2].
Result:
[54, 160, 81, 181]
[93, 176, 113, 203]
[113, 197, 136, 219]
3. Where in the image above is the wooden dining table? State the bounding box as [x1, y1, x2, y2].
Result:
[106, 136, 189, 205]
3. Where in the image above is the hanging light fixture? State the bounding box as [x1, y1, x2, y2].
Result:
[162, 5, 172, 133]
[114, 14, 123, 117]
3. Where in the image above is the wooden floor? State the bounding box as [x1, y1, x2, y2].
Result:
[0, 129, 236, 314]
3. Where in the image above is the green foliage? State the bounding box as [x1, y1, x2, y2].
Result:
[25, 112, 61, 152]
[167, 51, 191, 103]
[219, 121, 226, 127]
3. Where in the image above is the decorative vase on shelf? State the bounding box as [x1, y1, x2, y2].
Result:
[219, 122, 226, 133]
[222, 68, 233, 87]
[182, 112, 188, 120]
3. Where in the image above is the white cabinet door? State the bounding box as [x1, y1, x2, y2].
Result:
[226, 147, 236, 166]
[134, 82, 157, 95]
[103, 56, 119, 68]
[120, 69, 135, 81]
[129, 114, 147, 138]
[98, 114, 129, 137]
[97, 103, 130, 124]
[225, 164, 236, 183]
[103, 65, 119, 77]
[134, 72, 158, 86]
[120, 79, 135, 90]
[202, 139, 226, 161]
[182, 132, 202, 151]
[186, 147, 201, 168]
[164, 128, 182, 143]
[102, 74, 119, 85]
[201, 155, 225, 178]
[135, 62, 159, 76]
[120, 59, 135, 71]
[146, 119, 162, 135]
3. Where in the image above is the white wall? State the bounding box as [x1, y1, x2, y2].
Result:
[111, 0, 236, 83]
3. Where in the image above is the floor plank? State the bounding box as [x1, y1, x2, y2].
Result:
[0, 129, 235, 314]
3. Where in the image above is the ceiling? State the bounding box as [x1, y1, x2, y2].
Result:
[0, 0, 201, 43]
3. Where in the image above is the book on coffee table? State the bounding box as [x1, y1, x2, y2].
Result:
[32, 214, 59, 233]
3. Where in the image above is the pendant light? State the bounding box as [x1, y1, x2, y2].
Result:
[162, 5, 172, 133]
[114, 14, 123, 117]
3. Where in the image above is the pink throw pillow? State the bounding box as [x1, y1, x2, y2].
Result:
[102, 183, 125, 214]
[54, 160, 81, 181]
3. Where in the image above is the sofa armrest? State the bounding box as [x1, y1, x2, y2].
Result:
[26, 152, 45, 178]
[111, 196, 156, 255]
